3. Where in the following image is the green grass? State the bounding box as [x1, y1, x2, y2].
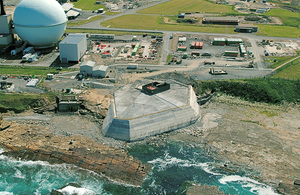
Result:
[259, 110, 278, 117]
[137, 0, 236, 15]
[167, 54, 172, 62]
[73, 0, 105, 11]
[196, 78, 300, 104]
[0, 93, 56, 113]
[263, 9, 300, 27]
[67, 15, 103, 27]
[265, 56, 296, 68]
[0, 66, 75, 76]
[105, 11, 121, 15]
[256, 24, 300, 38]
[101, 14, 236, 34]
[271, 58, 300, 80]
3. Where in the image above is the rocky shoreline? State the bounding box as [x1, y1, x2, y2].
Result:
[0, 94, 299, 194]
[0, 122, 151, 186]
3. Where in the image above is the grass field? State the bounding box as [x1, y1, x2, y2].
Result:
[263, 9, 300, 27]
[137, 0, 236, 15]
[101, 14, 236, 34]
[0, 93, 56, 113]
[256, 24, 300, 38]
[271, 58, 300, 80]
[0, 66, 75, 76]
[67, 16, 103, 27]
[73, 0, 104, 11]
[265, 56, 296, 68]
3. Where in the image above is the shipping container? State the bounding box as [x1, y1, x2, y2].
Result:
[190, 41, 196, 49]
[195, 42, 203, 49]
[191, 51, 200, 56]
[239, 44, 247, 56]
[226, 38, 243, 45]
[213, 38, 226, 45]
[177, 46, 187, 51]
[224, 51, 239, 57]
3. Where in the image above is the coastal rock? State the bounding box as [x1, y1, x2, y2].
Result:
[0, 116, 11, 131]
[186, 184, 229, 195]
[0, 123, 151, 186]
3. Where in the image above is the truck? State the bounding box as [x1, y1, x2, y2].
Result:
[22, 53, 31, 62]
[204, 61, 215, 65]
[127, 64, 138, 69]
[209, 68, 228, 75]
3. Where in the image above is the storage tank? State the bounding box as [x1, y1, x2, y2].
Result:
[13, 0, 67, 47]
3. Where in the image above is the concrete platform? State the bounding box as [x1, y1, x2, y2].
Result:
[102, 81, 200, 141]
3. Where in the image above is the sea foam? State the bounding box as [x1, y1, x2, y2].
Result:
[57, 186, 96, 195]
[219, 175, 279, 195]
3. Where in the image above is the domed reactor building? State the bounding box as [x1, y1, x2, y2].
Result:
[13, 0, 67, 47]
[103, 80, 200, 141]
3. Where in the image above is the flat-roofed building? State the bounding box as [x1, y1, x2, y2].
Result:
[59, 34, 87, 63]
[203, 17, 239, 25]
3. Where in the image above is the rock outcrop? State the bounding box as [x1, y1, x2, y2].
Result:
[0, 123, 151, 186]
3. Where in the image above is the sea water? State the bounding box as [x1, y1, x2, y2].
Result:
[0, 142, 279, 195]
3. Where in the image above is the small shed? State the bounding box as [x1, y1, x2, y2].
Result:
[92, 65, 108, 78]
[26, 79, 39, 87]
[80, 61, 95, 76]
[178, 36, 187, 42]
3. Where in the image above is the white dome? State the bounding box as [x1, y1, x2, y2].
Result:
[13, 0, 67, 46]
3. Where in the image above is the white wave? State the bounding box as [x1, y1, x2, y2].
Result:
[57, 186, 96, 195]
[0, 192, 14, 195]
[0, 148, 5, 154]
[149, 154, 222, 176]
[219, 175, 279, 195]
[13, 169, 25, 179]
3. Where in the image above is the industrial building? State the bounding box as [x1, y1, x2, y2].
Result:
[57, 95, 81, 112]
[80, 61, 95, 76]
[102, 81, 200, 141]
[59, 34, 87, 63]
[92, 65, 108, 78]
[0, 0, 13, 45]
[80, 61, 108, 78]
[202, 17, 239, 25]
[235, 24, 258, 33]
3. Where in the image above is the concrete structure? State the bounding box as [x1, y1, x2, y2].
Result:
[59, 34, 87, 63]
[103, 81, 200, 141]
[26, 79, 39, 87]
[13, 0, 67, 46]
[80, 61, 95, 76]
[92, 65, 108, 78]
[0, 14, 13, 45]
[203, 17, 239, 25]
[57, 95, 80, 112]
[235, 24, 258, 33]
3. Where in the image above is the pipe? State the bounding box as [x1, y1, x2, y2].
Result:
[10, 42, 28, 56]
[0, 0, 6, 16]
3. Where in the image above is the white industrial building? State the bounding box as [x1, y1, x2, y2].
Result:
[80, 61, 95, 76]
[59, 34, 87, 63]
[92, 65, 108, 78]
[80, 61, 108, 77]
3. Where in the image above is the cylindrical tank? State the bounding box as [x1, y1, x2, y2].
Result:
[13, 0, 67, 46]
